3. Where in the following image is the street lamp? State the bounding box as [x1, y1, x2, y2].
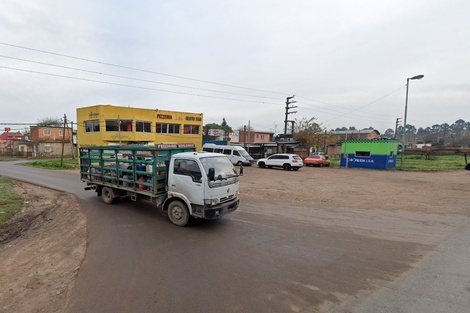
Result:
[400, 74, 424, 170]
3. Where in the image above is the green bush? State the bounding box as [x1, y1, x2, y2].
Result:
[0, 176, 24, 227]
[21, 158, 78, 170]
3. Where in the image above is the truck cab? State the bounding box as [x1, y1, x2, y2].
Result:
[166, 152, 240, 225]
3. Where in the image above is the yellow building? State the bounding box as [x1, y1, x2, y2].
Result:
[76, 104, 203, 150]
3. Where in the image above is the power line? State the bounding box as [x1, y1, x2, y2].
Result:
[322, 85, 405, 123]
[0, 65, 280, 105]
[0, 42, 288, 96]
[0, 55, 281, 101]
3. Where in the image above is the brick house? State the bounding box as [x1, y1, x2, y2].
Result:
[238, 130, 274, 144]
[30, 126, 73, 157]
[0, 128, 24, 155]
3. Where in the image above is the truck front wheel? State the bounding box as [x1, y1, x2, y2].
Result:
[168, 200, 190, 226]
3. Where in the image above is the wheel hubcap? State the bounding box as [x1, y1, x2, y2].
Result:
[172, 207, 182, 220]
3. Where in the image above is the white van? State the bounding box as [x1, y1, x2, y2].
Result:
[202, 144, 254, 166]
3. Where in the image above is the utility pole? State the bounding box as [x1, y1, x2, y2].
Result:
[395, 117, 402, 139]
[248, 120, 251, 143]
[117, 115, 122, 145]
[283, 96, 297, 152]
[69, 121, 75, 160]
[243, 125, 247, 149]
[60, 114, 67, 167]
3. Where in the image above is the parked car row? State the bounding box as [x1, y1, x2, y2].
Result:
[255, 152, 330, 170]
[201, 143, 330, 171]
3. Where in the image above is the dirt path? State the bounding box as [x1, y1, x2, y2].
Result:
[0, 182, 86, 313]
[0, 167, 468, 312]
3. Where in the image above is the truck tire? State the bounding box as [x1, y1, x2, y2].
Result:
[102, 186, 118, 204]
[168, 200, 190, 227]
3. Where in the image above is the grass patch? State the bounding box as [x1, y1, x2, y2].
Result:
[401, 155, 466, 170]
[0, 176, 24, 227]
[0, 156, 17, 162]
[21, 158, 78, 170]
[329, 155, 467, 171]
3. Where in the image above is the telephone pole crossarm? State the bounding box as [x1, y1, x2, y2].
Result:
[284, 95, 297, 138]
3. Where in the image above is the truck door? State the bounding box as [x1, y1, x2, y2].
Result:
[169, 158, 204, 208]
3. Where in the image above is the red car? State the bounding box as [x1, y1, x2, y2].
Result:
[304, 154, 330, 167]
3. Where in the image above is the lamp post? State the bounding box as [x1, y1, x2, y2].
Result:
[400, 74, 424, 170]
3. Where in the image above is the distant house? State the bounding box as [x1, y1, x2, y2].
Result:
[327, 129, 381, 157]
[30, 126, 71, 141]
[30, 126, 73, 157]
[330, 129, 380, 141]
[0, 128, 23, 141]
[0, 128, 24, 155]
[237, 130, 274, 144]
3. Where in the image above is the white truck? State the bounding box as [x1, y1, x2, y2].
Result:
[79, 144, 240, 226]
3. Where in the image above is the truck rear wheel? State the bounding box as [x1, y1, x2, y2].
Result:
[101, 186, 118, 204]
[168, 200, 190, 226]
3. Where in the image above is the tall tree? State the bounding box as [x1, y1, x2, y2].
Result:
[293, 117, 330, 151]
[384, 128, 395, 137]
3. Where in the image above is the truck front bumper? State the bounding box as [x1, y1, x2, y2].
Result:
[203, 198, 240, 220]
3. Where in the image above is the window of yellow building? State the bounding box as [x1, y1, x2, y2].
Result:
[85, 120, 100, 132]
[106, 119, 133, 132]
[157, 123, 180, 134]
[136, 121, 152, 133]
[183, 124, 200, 134]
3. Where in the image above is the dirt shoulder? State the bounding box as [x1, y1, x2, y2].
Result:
[0, 181, 86, 313]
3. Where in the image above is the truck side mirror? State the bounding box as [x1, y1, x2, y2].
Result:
[208, 168, 215, 181]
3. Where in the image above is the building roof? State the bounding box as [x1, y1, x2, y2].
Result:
[343, 139, 398, 144]
[330, 129, 380, 135]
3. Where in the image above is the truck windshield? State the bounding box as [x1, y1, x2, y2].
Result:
[200, 156, 238, 178]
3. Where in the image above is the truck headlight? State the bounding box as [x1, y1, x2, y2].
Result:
[204, 198, 219, 207]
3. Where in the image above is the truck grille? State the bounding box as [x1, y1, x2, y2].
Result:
[220, 194, 234, 203]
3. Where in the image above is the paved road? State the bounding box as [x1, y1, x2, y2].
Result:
[1, 161, 469, 312]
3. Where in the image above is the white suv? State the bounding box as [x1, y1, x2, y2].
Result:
[257, 154, 303, 171]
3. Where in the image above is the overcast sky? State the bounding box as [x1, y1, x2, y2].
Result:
[1, 0, 469, 134]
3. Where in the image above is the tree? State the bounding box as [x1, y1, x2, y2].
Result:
[220, 118, 233, 133]
[37, 117, 62, 127]
[384, 128, 395, 138]
[203, 118, 233, 141]
[293, 117, 330, 151]
[454, 130, 470, 146]
[451, 119, 466, 133]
